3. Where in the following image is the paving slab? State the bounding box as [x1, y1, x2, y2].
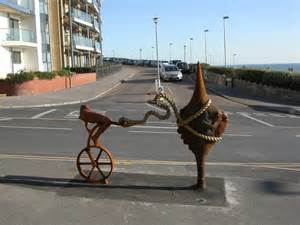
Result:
[0, 173, 226, 207]
[0, 157, 300, 225]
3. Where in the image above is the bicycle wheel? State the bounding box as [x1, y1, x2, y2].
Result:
[77, 145, 114, 183]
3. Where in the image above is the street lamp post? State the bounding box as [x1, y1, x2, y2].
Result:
[153, 17, 161, 91]
[152, 46, 155, 60]
[183, 44, 187, 62]
[233, 53, 237, 67]
[204, 29, 209, 64]
[223, 16, 229, 67]
[189, 37, 193, 64]
[169, 42, 173, 63]
[139, 48, 142, 60]
[208, 54, 214, 65]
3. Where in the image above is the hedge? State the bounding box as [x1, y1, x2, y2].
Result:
[207, 66, 300, 91]
[5, 69, 71, 84]
[66, 66, 96, 73]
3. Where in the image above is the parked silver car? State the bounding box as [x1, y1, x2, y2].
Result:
[159, 64, 183, 81]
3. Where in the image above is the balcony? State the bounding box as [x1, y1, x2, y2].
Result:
[72, 8, 93, 27]
[73, 35, 94, 51]
[0, 0, 34, 15]
[95, 42, 101, 53]
[85, 0, 99, 13]
[93, 20, 100, 33]
[0, 28, 37, 48]
[93, 0, 99, 13]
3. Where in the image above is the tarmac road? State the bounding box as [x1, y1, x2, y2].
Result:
[0, 67, 299, 163]
[0, 67, 300, 225]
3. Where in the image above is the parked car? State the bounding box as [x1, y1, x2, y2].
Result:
[170, 60, 182, 65]
[159, 64, 183, 81]
[176, 62, 190, 73]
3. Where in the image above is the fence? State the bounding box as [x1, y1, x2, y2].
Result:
[96, 64, 122, 79]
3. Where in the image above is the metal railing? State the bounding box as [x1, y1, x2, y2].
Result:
[72, 8, 92, 24]
[93, 0, 99, 10]
[3, 0, 34, 13]
[0, 28, 36, 43]
[73, 35, 93, 48]
[96, 63, 122, 79]
[95, 42, 101, 51]
[93, 20, 100, 31]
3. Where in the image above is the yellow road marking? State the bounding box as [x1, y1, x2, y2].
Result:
[0, 154, 300, 171]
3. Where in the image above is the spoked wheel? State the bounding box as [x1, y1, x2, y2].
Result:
[77, 146, 114, 184]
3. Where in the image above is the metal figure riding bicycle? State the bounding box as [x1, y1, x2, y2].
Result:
[77, 63, 228, 190]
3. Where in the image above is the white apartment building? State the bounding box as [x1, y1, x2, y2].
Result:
[0, 0, 45, 78]
[0, 0, 62, 78]
[0, 0, 103, 79]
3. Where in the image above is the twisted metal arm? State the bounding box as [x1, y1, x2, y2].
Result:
[115, 92, 222, 143]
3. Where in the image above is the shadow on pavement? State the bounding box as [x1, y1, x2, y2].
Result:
[258, 181, 300, 196]
[121, 78, 154, 84]
[0, 173, 226, 206]
[248, 105, 300, 115]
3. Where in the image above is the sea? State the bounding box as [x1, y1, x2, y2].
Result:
[233, 63, 300, 73]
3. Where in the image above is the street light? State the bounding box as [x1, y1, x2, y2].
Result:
[223, 16, 230, 67]
[169, 42, 173, 63]
[183, 44, 187, 62]
[233, 53, 237, 67]
[204, 29, 209, 64]
[208, 54, 214, 65]
[189, 37, 193, 64]
[153, 17, 161, 92]
[151, 46, 155, 60]
[139, 48, 142, 60]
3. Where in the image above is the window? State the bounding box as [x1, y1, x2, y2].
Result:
[12, 51, 21, 64]
[9, 18, 19, 29]
[9, 18, 20, 41]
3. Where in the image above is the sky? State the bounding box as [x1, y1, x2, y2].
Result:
[101, 0, 300, 65]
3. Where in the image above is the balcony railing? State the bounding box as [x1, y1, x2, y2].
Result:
[93, 20, 100, 32]
[95, 42, 101, 51]
[73, 35, 93, 48]
[85, 0, 100, 9]
[1, 0, 34, 14]
[72, 8, 92, 24]
[93, 0, 99, 11]
[0, 28, 36, 43]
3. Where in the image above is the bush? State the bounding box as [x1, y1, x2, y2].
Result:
[207, 66, 300, 91]
[66, 66, 96, 74]
[6, 70, 35, 84]
[34, 71, 56, 80]
[207, 67, 235, 77]
[5, 69, 72, 84]
[54, 69, 71, 77]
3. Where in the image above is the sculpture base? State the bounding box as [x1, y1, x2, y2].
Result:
[69, 172, 227, 207]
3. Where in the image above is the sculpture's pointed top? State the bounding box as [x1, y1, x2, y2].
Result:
[190, 63, 209, 105]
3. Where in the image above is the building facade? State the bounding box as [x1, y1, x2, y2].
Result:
[61, 0, 102, 68]
[0, 0, 102, 78]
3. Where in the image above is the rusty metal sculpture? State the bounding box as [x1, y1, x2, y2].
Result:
[77, 105, 118, 184]
[177, 63, 228, 190]
[77, 63, 227, 190]
[117, 63, 228, 190]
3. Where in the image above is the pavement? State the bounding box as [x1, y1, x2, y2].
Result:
[1, 66, 299, 117]
[0, 157, 300, 225]
[205, 80, 300, 116]
[0, 67, 300, 224]
[0, 66, 142, 109]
